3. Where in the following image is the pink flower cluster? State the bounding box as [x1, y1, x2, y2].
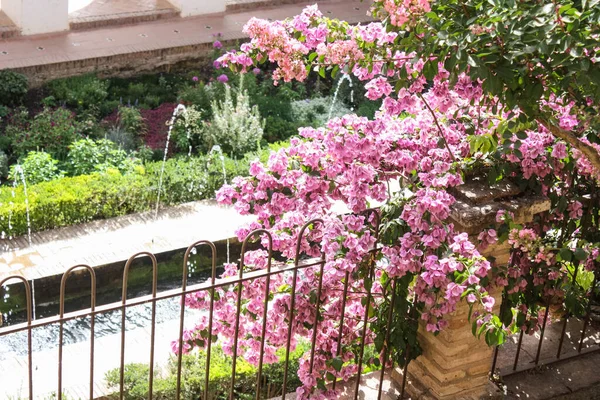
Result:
[182, 4, 600, 398]
[380, 0, 432, 28]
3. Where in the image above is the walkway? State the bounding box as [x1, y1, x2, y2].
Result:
[68, 0, 180, 30]
[0, 200, 254, 282]
[0, 0, 374, 85]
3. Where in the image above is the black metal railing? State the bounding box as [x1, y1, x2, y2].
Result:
[0, 215, 412, 400]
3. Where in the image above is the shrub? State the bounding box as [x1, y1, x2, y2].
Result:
[41, 96, 57, 108]
[0, 70, 28, 107]
[143, 95, 161, 109]
[106, 74, 182, 108]
[46, 74, 108, 113]
[177, 83, 212, 117]
[356, 100, 381, 120]
[132, 145, 154, 163]
[0, 170, 153, 235]
[204, 79, 264, 158]
[118, 106, 147, 136]
[99, 99, 121, 118]
[0, 141, 287, 236]
[66, 138, 141, 176]
[243, 75, 308, 142]
[124, 82, 146, 103]
[9, 151, 63, 185]
[140, 103, 177, 151]
[145, 156, 212, 206]
[291, 96, 352, 127]
[105, 343, 308, 400]
[104, 125, 137, 152]
[6, 107, 84, 160]
[172, 105, 204, 155]
[0, 105, 10, 119]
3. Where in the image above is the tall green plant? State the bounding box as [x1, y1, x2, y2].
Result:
[6, 108, 84, 160]
[9, 151, 63, 185]
[0, 70, 28, 107]
[47, 74, 108, 114]
[66, 138, 141, 176]
[204, 76, 264, 158]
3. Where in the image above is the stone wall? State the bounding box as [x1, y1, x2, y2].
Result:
[15, 39, 223, 87]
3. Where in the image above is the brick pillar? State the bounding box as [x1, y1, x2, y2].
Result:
[392, 179, 550, 399]
[392, 286, 503, 399]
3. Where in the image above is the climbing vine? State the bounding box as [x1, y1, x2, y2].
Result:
[176, 2, 600, 398]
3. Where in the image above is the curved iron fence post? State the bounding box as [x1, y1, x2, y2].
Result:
[176, 240, 217, 400]
[0, 276, 33, 399]
[119, 252, 158, 400]
[230, 229, 273, 400]
[58, 265, 97, 400]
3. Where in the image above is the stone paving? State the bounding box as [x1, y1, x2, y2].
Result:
[501, 351, 600, 400]
[69, 0, 180, 30]
[0, 0, 372, 80]
[70, 0, 177, 19]
[0, 200, 254, 282]
[496, 317, 600, 399]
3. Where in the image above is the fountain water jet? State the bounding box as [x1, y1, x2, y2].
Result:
[329, 73, 354, 119]
[155, 104, 189, 220]
[210, 145, 230, 264]
[12, 165, 35, 319]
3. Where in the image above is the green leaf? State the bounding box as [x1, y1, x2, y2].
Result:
[331, 65, 340, 79]
[574, 248, 589, 261]
[423, 60, 438, 80]
[559, 248, 573, 262]
[331, 357, 343, 372]
[467, 55, 478, 67]
[317, 378, 327, 391]
[444, 54, 458, 72]
[501, 304, 513, 327]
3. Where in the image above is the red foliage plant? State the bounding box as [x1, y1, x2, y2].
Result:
[102, 103, 177, 151]
[140, 103, 177, 151]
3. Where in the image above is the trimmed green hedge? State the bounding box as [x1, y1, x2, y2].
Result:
[1, 171, 151, 235]
[0, 141, 289, 237]
[0, 154, 251, 237]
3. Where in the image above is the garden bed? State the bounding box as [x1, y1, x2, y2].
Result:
[0, 50, 376, 238]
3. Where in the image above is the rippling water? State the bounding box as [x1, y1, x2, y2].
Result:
[0, 291, 211, 361]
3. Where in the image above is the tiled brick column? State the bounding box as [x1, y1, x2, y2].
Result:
[392, 179, 550, 399]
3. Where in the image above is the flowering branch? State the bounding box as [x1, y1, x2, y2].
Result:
[418, 92, 457, 163]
